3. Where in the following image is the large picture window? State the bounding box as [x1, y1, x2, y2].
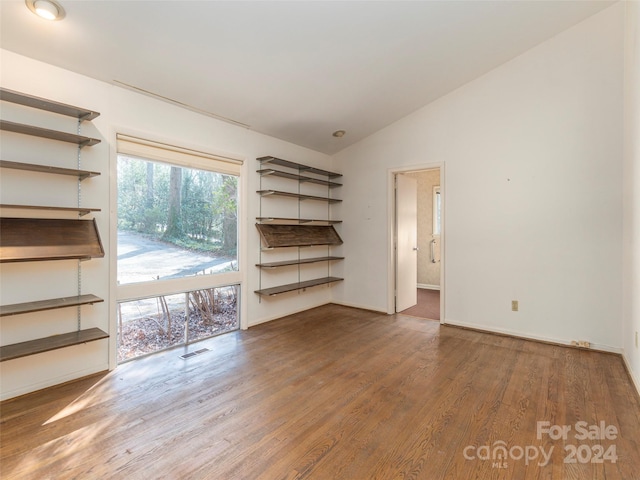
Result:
[116, 134, 242, 361]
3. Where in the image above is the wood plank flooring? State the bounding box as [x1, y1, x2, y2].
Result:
[1, 304, 639, 479]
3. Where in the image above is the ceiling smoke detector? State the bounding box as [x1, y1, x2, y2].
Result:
[26, 0, 66, 21]
[332, 130, 346, 138]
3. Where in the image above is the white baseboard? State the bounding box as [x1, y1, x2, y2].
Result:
[443, 318, 622, 355]
[0, 364, 108, 402]
[622, 350, 640, 398]
[248, 301, 332, 328]
[330, 300, 388, 314]
[418, 284, 440, 290]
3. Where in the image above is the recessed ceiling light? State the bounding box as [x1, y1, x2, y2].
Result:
[26, 0, 66, 21]
[332, 130, 346, 138]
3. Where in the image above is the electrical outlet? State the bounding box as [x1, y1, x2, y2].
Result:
[511, 300, 519, 312]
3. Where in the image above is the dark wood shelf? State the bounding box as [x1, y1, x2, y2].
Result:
[0, 294, 104, 317]
[258, 156, 341, 178]
[255, 277, 343, 296]
[0, 120, 101, 147]
[0, 88, 100, 121]
[0, 218, 105, 263]
[257, 169, 342, 188]
[0, 327, 109, 362]
[0, 160, 100, 180]
[257, 190, 341, 204]
[256, 256, 344, 268]
[1, 204, 101, 217]
[256, 217, 342, 225]
[256, 224, 343, 248]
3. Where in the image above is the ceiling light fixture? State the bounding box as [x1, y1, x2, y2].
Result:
[332, 130, 346, 138]
[26, 0, 66, 21]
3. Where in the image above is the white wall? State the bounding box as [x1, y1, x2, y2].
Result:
[623, 1, 640, 393]
[0, 49, 337, 400]
[332, 4, 624, 351]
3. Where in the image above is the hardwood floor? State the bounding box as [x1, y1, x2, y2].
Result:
[1, 304, 639, 479]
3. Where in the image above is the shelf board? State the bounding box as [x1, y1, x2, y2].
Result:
[257, 169, 342, 188]
[0, 120, 101, 147]
[0, 218, 105, 263]
[256, 256, 344, 268]
[257, 156, 341, 178]
[255, 277, 343, 297]
[0, 88, 100, 121]
[256, 217, 342, 225]
[0, 204, 101, 217]
[0, 160, 100, 180]
[257, 190, 341, 204]
[0, 294, 104, 317]
[0, 327, 109, 362]
[256, 224, 343, 248]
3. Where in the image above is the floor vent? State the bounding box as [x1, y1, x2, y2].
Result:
[180, 348, 210, 359]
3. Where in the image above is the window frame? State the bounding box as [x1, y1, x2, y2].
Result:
[111, 132, 246, 368]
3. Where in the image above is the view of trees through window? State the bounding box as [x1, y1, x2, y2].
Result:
[117, 155, 238, 284]
[117, 154, 240, 361]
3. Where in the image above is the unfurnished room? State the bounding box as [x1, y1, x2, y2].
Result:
[1, 1, 640, 478]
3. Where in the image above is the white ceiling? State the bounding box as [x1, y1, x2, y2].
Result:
[0, 0, 615, 154]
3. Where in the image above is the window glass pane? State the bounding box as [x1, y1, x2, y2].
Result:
[117, 155, 238, 285]
[117, 286, 239, 363]
[117, 293, 187, 362]
[187, 285, 239, 343]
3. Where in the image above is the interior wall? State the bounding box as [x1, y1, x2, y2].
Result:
[331, 4, 624, 351]
[623, 0, 640, 393]
[403, 170, 441, 288]
[0, 49, 336, 400]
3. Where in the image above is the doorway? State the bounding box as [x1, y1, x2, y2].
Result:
[391, 165, 443, 322]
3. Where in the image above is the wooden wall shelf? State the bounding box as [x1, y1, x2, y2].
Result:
[256, 256, 344, 268]
[0, 204, 101, 217]
[0, 120, 101, 147]
[257, 156, 342, 178]
[257, 169, 342, 188]
[0, 218, 105, 263]
[256, 217, 342, 225]
[257, 190, 341, 204]
[256, 224, 343, 248]
[0, 294, 104, 317]
[256, 155, 343, 298]
[0, 160, 100, 180]
[255, 277, 343, 297]
[0, 328, 108, 362]
[0, 88, 100, 121]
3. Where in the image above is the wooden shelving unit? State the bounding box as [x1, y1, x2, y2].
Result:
[0, 160, 100, 180]
[0, 328, 109, 362]
[0, 87, 99, 121]
[0, 89, 107, 362]
[255, 217, 341, 225]
[254, 277, 344, 297]
[257, 189, 342, 204]
[0, 294, 104, 317]
[0, 218, 104, 263]
[255, 156, 343, 297]
[0, 120, 101, 147]
[0, 204, 101, 217]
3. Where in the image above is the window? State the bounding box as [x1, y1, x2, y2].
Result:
[116, 134, 242, 361]
[433, 185, 441, 235]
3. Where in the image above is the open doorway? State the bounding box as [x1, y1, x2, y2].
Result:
[392, 166, 443, 322]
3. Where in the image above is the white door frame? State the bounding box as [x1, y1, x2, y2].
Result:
[387, 162, 445, 324]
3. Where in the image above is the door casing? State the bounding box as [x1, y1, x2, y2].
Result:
[387, 162, 445, 323]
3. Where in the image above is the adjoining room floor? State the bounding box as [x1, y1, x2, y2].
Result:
[2, 304, 639, 479]
[399, 288, 440, 320]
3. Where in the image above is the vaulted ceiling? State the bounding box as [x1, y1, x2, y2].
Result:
[0, 0, 615, 154]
